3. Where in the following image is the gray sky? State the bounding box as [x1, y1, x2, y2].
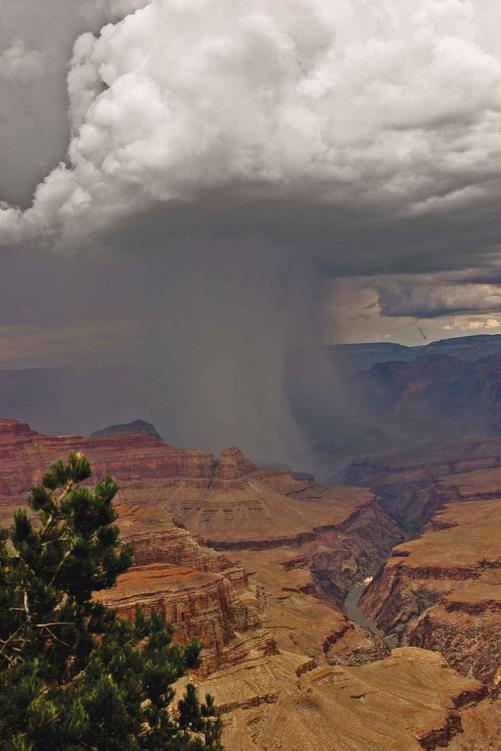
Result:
[0, 0, 500, 459]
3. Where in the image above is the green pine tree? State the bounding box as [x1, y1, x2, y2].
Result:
[0, 451, 223, 750]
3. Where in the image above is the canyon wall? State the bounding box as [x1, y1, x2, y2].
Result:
[0, 418, 401, 675]
[2, 417, 499, 748]
[0, 419, 274, 673]
[360, 467, 501, 689]
[188, 646, 488, 751]
[0, 417, 403, 614]
[344, 434, 501, 529]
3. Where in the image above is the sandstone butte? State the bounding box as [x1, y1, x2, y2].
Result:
[1, 418, 500, 749]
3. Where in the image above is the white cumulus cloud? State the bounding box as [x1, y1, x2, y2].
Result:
[0, 0, 500, 248]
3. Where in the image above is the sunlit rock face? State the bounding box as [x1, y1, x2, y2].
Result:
[0, 417, 402, 595]
[0, 418, 400, 676]
[191, 647, 488, 751]
[2, 416, 499, 749]
[360, 465, 501, 688]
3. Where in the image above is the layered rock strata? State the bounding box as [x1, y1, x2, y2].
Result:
[0, 417, 402, 622]
[187, 647, 486, 751]
[0, 419, 274, 672]
[409, 586, 501, 687]
[0, 418, 400, 675]
[360, 469, 501, 688]
[95, 562, 274, 674]
[343, 433, 501, 529]
[1, 417, 499, 747]
[0, 418, 215, 522]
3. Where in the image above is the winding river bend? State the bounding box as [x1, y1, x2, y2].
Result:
[344, 583, 397, 650]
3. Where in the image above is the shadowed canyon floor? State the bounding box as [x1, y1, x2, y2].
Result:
[0, 418, 499, 748]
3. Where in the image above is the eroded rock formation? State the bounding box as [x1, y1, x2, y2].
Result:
[343, 433, 501, 529]
[0, 417, 402, 612]
[2, 417, 498, 748]
[189, 647, 487, 751]
[360, 467, 501, 688]
[0, 418, 401, 676]
[0, 419, 274, 672]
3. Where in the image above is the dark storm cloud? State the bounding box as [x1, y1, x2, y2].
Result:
[374, 277, 501, 319]
[0, 0, 500, 465]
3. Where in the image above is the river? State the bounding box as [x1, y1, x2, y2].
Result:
[344, 583, 398, 650]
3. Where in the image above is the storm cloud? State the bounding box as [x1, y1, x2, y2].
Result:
[0, 0, 500, 465]
[1, 0, 499, 252]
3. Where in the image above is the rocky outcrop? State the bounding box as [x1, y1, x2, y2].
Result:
[0, 419, 276, 673]
[360, 469, 501, 688]
[214, 446, 256, 480]
[101, 504, 277, 674]
[343, 433, 501, 529]
[189, 647, 486, 751]
[0, 418, 401, 677]
[96, 562, 275, 675]
[408, 587, 501, 687]
[445, 697, 501, 750]
[0, 417, 216, 522]
[100, 500, 277, 675]
[114, 503, 232, 571]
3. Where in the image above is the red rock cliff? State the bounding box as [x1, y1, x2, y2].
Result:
[360, 468, 501, 687]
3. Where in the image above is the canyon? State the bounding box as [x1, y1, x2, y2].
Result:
[299, 337, 501, 470]
[0, 417, 499, 749]
[343, 433, 501, 529]
[351, 444, 501, 749]
[360, 464, 501, 690]
[192, 646, 488, 751]
[0, 418, 400, 672]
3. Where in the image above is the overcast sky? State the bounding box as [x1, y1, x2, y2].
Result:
[0, 0, 500, 458]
